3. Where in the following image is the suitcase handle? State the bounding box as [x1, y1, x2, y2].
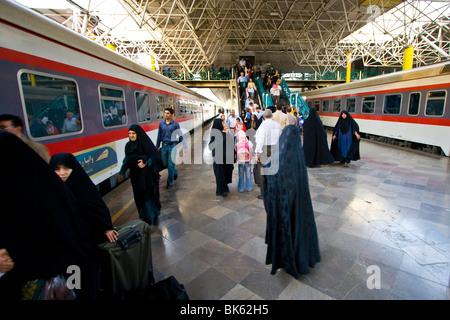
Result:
[118, 228, 142, 250]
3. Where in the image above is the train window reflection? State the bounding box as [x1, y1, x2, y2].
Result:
[314, 100, 320, 111]
[333, 99, 341, 112]
[383, 94, 402, 115]
[425, 91, 446, 116]
[19, 71, 82, 138]
[179, 99, 187, 115]
[322, 100, 329, 111]
[99, 86, 126, 127]
[135, 92, 150, 122]
[408, 92, 420, 115]
[169, 98, 176, 117]
[157, 96, 165, 119]
[362, 96, 376, 114]
[347, 98, 356, 113]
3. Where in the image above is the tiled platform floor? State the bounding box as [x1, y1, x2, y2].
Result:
[105, 126, 450, 300]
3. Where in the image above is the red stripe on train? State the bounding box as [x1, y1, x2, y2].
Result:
[0, 46, 183, 98]
[308, 83, 450, 100]
[318, 112, 450, 126]
[45, 117, 194, 155]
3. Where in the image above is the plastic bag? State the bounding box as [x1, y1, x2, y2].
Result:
[22, 275, 76, 300]
[42, 275, 76, 300]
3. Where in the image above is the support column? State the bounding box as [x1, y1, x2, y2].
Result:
[346, 52, 351, 83]
[151, 55, 156, 71]
[105, 43, 116, 51]
[403, 46, 414, 71]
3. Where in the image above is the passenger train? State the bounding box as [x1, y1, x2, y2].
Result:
[302, 62, 450, 156]
[0, 0, 218, 192]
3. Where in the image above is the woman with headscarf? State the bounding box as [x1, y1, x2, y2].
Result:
[209, 118, 234, 196]
[263, 125, 321, 279]
[118, 124, 161, 225]
[330, 110, 361, 164]
[302, 108, 335, 167]
[50, 153, 118, 245]
[0, 131, 98, 300]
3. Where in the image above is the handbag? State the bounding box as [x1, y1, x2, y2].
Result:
[142, 276, 189, 300]
[253, 164, 260, 185]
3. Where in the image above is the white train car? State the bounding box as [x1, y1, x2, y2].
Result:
[302, 62, 450, 156]
[0, 0, 218, 191]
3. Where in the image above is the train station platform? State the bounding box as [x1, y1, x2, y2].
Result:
[103, 123, 450, 300]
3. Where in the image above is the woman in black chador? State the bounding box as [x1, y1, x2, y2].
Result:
[264, 125, 321, 279]
[119, 124, 161, 225]
[209, 118, 234, 196]
[0, 131, 97, 300]
[330, 110, 361, 164]
[302, 108, 334, 167]
[50, 152, 118, 245]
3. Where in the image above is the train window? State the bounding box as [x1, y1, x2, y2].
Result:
[408, 92, 421, 115]
[425, 91, 446, 116]
[18, 71, 82, 138]
[322, 100, 330, 112]
[362, 96, 376, 114]
[314, 100, 320, 111]
[99, 86, 126, 127]
[135, 92, 151, 122]
[383, 94, 402, 115]
[169, 98, 176, 116]
[333, 99, 341, 112]
[156, 96, 165, 119]
[179, 99, 187, 115]
[347, 98, 356, 113]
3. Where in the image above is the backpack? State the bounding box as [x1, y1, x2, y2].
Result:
[236, 139, 251, 163]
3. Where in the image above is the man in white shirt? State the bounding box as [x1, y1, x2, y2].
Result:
[270, 83, 281, 103]
[255, 109, 282, 199]
[226, 109, 241, 133]
[245, 95, 254, 111]
[255, 105, 264, 120]
[62, 111, 80, 133]
[272, 104, 288, 130]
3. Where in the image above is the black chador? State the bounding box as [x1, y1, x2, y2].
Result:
[263, 125, 321, 278]
[208, 118, 234, 196]
[121, 124, 162, 224]
[302, 108, 334, 167]
[50, 152, 114, 245]
[330, 110, 361, 163]
[0, 131, 96, 299]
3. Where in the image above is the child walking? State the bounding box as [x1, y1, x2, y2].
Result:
[235, 130, 253, 192]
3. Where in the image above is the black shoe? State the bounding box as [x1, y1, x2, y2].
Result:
[222, 191, 229, 197]
[339, 160, 345, 164]
[257, 195, 264, 200]
[174, 173, 178, 180]
[166, 184, 172, 189]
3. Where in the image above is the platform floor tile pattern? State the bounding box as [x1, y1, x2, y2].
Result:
[106, 129, 450, 300]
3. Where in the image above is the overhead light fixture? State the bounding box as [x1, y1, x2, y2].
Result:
[270, 12, 279, 17]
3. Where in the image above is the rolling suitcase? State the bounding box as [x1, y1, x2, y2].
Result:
[98, 219, 154, 299]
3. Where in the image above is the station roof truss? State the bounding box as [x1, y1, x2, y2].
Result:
[18, 0, 450, 74]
